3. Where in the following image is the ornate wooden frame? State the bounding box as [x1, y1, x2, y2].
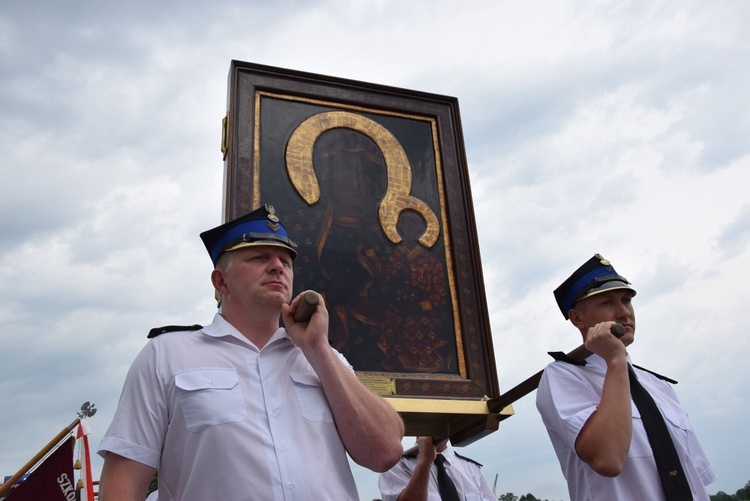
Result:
[221, 61, 508, 444]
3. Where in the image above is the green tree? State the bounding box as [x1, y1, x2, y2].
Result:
[710, 492, 734, 501]
[148, 470, 158, 493]
[519, 494, 541, 501]
[498, 494, 518, 501]
[710, 480, 750, 501]
[737, 480, 750, 500]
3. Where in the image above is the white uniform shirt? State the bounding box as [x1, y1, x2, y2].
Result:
[378, 448, 496, 501]
[536, 354, 715, 501]
[98, 313, 359, 500]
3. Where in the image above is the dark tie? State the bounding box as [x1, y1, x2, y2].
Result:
[628, 364, 692, 500]
[434, 453, 460, 501]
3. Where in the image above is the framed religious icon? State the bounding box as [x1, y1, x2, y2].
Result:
[221, 60, 511, 445]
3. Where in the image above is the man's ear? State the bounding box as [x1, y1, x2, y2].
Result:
[211, 268, 228, 295]
[569, 308, 584, 331]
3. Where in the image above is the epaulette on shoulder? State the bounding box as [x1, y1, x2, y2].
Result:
[633, 364, 678, 385]
[548, 351, 587, 366]
[453, 452, 483, 468]
[147, 324, 202, 339]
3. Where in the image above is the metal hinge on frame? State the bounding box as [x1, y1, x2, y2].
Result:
[221, 112, 229, 159]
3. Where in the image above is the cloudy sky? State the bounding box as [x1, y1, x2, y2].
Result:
[2, 1, 749, 499]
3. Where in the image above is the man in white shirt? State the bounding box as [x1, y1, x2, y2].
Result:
[98, 204, 404, 500]
[536, 253, 715, 501]
[379, 437, 495, 501]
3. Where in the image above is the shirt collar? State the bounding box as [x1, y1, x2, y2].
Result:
[203, 313, 291, 349]
[585, 352, 633, 369]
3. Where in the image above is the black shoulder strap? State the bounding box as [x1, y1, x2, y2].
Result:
[453, 452, 483, 468]
[632, 364, 678, 385]
[147, 324, 202, 339]
[547, 352, 676, 383]
[548, 351, 587, 366]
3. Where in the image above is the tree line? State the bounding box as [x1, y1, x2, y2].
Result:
[492, 479, 750, 501]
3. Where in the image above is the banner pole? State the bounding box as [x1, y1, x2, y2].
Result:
[0, 418, 80, 498]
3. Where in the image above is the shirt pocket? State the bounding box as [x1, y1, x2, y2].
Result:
[628, 401, 688, 458]
[660, 405, 690, 446]
[289, 371, 334, 423]
[175, 368, 247, 432]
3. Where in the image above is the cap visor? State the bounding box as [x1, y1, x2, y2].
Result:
[223, 240, 298, 260]
[576, 281, 636, 303]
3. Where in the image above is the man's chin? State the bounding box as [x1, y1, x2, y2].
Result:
[256, 290, 289, 308]
[269, 291, 289, 302]
[264, 284, 289, 297]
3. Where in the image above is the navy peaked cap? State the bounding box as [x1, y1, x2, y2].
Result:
[199, 204, 298, 265]
[553, 253, 636, 319]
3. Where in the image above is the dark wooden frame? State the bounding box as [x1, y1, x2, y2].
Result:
[222, 61, 503, 443]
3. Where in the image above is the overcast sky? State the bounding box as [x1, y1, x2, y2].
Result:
[2, 1, 749, 499]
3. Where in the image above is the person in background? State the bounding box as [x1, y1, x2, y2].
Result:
[378, 436, 495, 501]
[536, 253, 715, 500]
[97, 204, 404, 500]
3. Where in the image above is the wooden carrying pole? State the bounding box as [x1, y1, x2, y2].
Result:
[488, 323, 625, 413]
[0, 417, 80, 497]
[404, 324, 625, 456]
[293, 291, 319, 323]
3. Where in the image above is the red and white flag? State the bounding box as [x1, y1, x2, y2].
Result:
[75, 419, 96, 501]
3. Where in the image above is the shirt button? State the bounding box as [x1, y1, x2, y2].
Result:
[263, 379, 269, 385]
[278, 445, 286, 451]
[205, 378, 212, 384]
[286, 481, 294, 489]
[269, 411, 276, 417]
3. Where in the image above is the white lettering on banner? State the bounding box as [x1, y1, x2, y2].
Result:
[57, 473, 76, 500]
